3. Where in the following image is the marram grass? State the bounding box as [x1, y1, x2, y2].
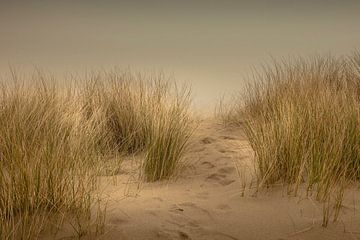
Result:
[219, 52, 360, 226]
[80, 71, 194, 181]
[0, 77, 103, 239]
[0, 69, 193, 239]
[143, 86, 193, 182]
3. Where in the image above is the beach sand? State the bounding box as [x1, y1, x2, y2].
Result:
[52, 118, 360, 240]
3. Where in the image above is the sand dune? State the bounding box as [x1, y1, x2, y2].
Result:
[79, 119, 360, 240]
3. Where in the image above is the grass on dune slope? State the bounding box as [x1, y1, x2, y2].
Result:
[0, 70, 193, 239]
[0, 76, 104, 239]
[219, 52, 360, 226]
[81, 71, 194, 181]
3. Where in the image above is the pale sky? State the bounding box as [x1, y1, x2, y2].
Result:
[1, 0, 360, 107]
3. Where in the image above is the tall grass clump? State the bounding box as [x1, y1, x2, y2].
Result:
[220, 52, 360, 226]
[143, 85, 193, 182]
[80, 70, 194, 182]
[0, 72, 112, 239]
[0, 69, 193, 239]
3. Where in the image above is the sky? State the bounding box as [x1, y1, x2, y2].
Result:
[1, 0, 360, 107]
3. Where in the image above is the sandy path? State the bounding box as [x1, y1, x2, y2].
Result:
[97, 119, 360, 240]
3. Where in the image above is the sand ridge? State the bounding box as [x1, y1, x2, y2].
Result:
[93, 119, 359, 240]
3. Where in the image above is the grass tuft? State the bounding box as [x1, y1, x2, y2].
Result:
[219, 52, 360, 226]
[0, 69, 193, 239]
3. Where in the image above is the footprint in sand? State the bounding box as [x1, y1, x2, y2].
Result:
[169, 204, 185, 213]
[220, 136, 238, 140]
[207, 173, 226, 181]
[219, 179, 236, 186]
[178, 202, 214, 220]
[206, 173, 236, 186]
[218, 149, 237, 154]
[170, 202, 214, 221]
[178, 231, 192, 240]
[218, 166, 236, 174]
[201, 137, 216, 144]
[200, 161, 215, 169]
[167, 209, 199, 228]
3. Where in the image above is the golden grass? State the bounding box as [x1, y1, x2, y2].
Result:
[80, 70, 194, 181]
[0, 69, 193, 239]
[143, 85, 193, 182]
[219, 52, 360, 226]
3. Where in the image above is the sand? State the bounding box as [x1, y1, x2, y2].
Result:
[54, 118, 360, 240]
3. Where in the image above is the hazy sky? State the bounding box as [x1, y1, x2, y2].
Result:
[1, 0, 360, 107]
